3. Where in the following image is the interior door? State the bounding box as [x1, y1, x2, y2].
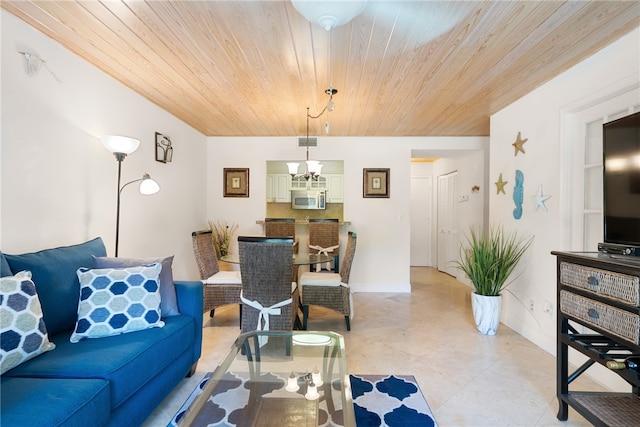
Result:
[437, 171, 458, 276]
[410, 176, 432, 266]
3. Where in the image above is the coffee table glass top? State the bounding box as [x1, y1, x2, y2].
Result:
[178, 331, 355, 427]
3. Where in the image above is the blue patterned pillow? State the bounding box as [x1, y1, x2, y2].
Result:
[1, 271, 56, 374]
[93, 255, 180, 317]
[70, 263, 164, 343]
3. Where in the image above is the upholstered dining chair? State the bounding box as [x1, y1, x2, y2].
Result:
[264, 218, 298, 254]
[191, 230, 242, 322]
[238, 237, 299, 343]
[300, 231, 357, 331]
[308, 218, 340, 272]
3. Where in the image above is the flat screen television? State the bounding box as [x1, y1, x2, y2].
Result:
[599, 110, 640, 256]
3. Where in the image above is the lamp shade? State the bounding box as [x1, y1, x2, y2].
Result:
[101, 135, 140, 155]
[306, 160, 322, 176]
[139, 173, 160, 195]
[292, 0, 368, 30]
[286, 162, 300, 175]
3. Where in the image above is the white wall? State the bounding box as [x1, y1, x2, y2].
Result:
[207, 136, 487, 292]
[490, 26, 640, 366]
[1, 11, 207, 279]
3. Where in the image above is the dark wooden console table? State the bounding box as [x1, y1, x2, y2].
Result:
[553, 251, 640, 426]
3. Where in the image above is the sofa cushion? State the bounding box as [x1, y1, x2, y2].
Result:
[70, 263, 164, 343]
[0, 252, 12, 277]
[3, 238, 107, 335]
[1, 376, 110, 427]
[0, 271, 56, 374]
[4, 314, 194, 410]
[93, 255, 180, 317]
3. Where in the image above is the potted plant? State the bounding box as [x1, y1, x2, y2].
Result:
[209, 220, 239, 269]
[456, 226, 533, 335]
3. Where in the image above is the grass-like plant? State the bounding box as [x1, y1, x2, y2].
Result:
[456, 226, 533, 296]
[209, 220, 239, 258]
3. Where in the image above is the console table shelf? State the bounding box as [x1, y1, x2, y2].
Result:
[553, 251, 640, 426]
[562, 392, 640, 426]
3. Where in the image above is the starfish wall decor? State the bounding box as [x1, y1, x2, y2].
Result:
[512, 131, 527, 156]
[534, 185, 552, 212]
[495, 173, 508, 195]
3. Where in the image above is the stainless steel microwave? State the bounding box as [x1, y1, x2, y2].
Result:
[291, 190, 326, 210]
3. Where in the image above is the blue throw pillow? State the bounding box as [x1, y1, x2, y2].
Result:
[70, 263, 165, 343]
[93, 255, 180, 317]
[0, 252, 12, 277]
[4, 238, 107, 335]
[1, 271, 56, 374]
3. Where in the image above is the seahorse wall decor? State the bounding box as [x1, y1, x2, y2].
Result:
[513, 169, 524, 220]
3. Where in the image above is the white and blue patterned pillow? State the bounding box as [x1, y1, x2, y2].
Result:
[70, 263, 164, 343]
[1, 271, 56, 374]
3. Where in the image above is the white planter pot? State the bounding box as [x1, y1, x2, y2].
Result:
[471, 292, 502, 335]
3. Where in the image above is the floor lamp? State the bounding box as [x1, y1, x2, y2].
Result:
[102, 135, 160, 257]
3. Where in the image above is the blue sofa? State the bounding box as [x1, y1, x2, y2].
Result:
[0, 237, 203, 427]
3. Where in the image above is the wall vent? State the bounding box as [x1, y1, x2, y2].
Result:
[298, 137, 317, 147]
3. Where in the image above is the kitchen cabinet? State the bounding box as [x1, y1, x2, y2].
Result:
[267, 174, 291, 202]
[325, 174, 344, 203]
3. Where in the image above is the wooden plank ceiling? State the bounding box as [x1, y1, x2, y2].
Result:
[2, 1, 638, 137]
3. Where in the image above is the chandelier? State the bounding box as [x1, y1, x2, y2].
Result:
[287, 1, 367, 182]
[287, 107, 324, 181]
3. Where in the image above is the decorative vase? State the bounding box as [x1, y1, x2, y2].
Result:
[471, 292, 502, 335]
[218, 259, 233, 272]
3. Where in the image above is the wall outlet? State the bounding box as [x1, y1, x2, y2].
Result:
[529, 299, 534, 311]
[543, 302, 554, 315]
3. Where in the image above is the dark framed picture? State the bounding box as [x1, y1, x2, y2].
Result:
[363, 168, 390, 198]
[223, 168, 249, 197]
[155, 132, 173, 163]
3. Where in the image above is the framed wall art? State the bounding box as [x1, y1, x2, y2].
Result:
[155, 132, 173, 163]
[363, 168, 390, 198]
[223, 168, 249, 197]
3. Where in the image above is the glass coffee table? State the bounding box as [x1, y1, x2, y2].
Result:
[178, 331, 355, 427]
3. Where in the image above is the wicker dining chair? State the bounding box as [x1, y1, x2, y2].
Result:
[300, 231, 357, 331]
[308, 218, 340, 272]
[238, 237, 299, 336]
[191, 230, 242, 322]
[264, 218, 299, 254]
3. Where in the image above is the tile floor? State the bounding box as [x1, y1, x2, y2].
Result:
[143, 267, 606, 426]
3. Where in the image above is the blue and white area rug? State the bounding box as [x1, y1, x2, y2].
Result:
[169, 373, 437, 427]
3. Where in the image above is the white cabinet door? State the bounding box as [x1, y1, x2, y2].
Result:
[266, 175, 275, 202]
[325, 174, 344, 203]
[274, 174, 291, 202]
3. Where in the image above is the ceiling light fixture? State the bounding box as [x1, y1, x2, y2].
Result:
[324, 30, 336, 134]
[291, 0, 368, 31]
[287, 107, 324, 183]
[292, 1, 367, 135]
